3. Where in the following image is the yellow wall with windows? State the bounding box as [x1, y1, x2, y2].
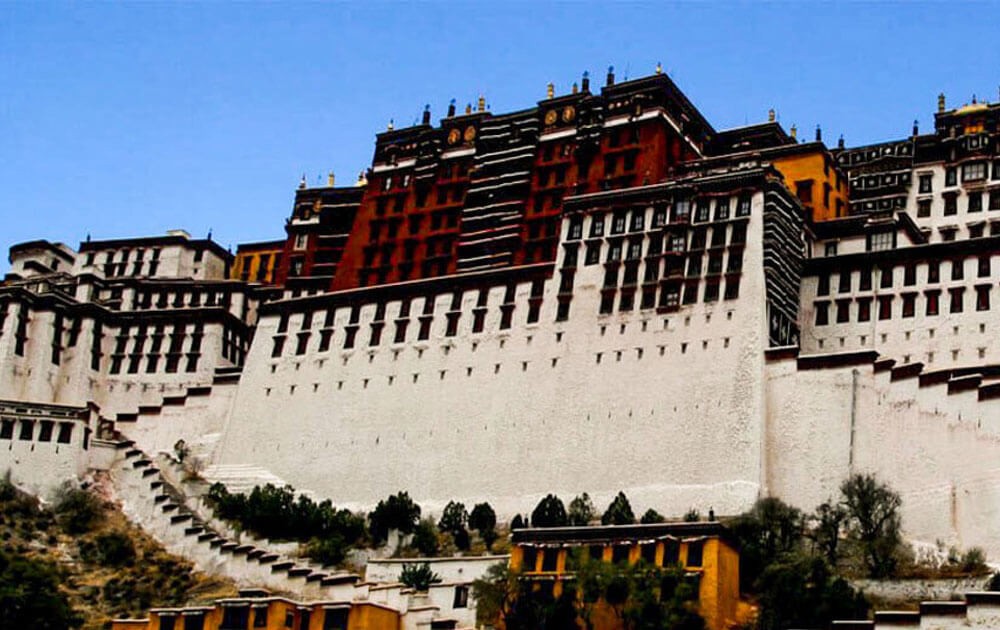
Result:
[232, 244, 282, 285]
[115, 598, 401, 630]
[772, 149, 849, 222]
[510, 536, 745, 630]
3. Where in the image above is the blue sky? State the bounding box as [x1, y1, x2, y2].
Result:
[2, 2, 998, 268]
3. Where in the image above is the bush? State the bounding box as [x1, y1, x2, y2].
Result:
[683, 508, 700, 522]
[411, 518, 439, 556]
[601, 491, 635, 525]
[369, 492, 421, 544]
[961, 547, 988, 573]
[399, 562, 442, 591]
[568, 493, 596, 526]
[305, 534, 348, 566]
[640, 508, 665, 524]
[52, 484, 102, 535]
[438, 501, 468, 538]
[0, 549, 80, 629]
[469, 502, 497, 534]
[79, 531, 136, 567]
[841, 473, 902, 578]
[531, 495, 567, 528]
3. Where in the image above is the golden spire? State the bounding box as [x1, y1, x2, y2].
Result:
[571, 82, 579, 95]
[655, 61, 662, 75]
[327, 172, 335, 187]
[768, 108, 776, 123]
[298, 174, 306, 189]
[938, 93, 946, 113]
[790, 124, 797, 140]
[547, 82, 554, 99]
[477, 95, 486, 112]
[465, 102, 473, 115]
[387, 119, 394, 131]
[356, 170, 367, 187]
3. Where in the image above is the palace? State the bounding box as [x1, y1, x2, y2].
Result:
[3, 68, 1000, 568]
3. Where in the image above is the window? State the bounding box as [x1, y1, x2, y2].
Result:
[184, 614, 206, 630]
[977, 285, 991, 311]
[979, 256, 991, 278]
[714, 198, 730, 220]
[253, 607, 268, 627]
[323, 608, 349, 630]
[926, 291, 940, 316]
[795, 180, 813, 204]
[836, 300, 850, 323]
[703, 281, 720, 302]
[902, 293, 916, 318]
[991, 191, 1000, 211]
[611, 545, 630, 564]
[695, 200, 710, 222]
[590, 216, 605, 237]
[917, 199, 932, 218]
[38, 420, 54, 442]
[825, 242, 838, 256]
[611, 213, 626, 234]
[814, 302, 829, 326]
[630, 211, 645, 232]
[878, 296, 892, 320]
[568, 217, 583, 240]
[952, 258, 964, 281]
[673, 199, 690, 221]
[946, 167, 957, 187]
[663, 540, 680, 566]
[541, 549, 559, 572]
[904, 264, 917, 286]
[962, 163, 987, 182]
[221, 606, 251, 630]
[950, 288, 964, 313]
[585, 243, 601, 265]
[652, 207, 667, 227]
[927, 262, 940, 283]
[838, 271, 851, 293]
[880, 266, 894, 289]
[453, 585, 470, 609]
[0, 419, 13, 440]
[724, 276, 741, 300]
[994, 159, 1000, 180]
[817, 275, 830, 296]
[868, 231, 894, 251]
[857, 297, 872, 322]
[685, 541, 703, 568]
[969, 192, 983, 213]
[859, 266, 872, 291]
[607, 243, 622, 262]
[521, 548, 538, 571]
[736, 195, 752, 217]
[918, 174, 933, 193]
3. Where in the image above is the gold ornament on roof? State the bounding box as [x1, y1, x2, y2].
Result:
[562, 106, 576, 123]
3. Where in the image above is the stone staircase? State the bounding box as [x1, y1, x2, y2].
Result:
[200, 463, 296, 495]
[107, 438, 359, 600]
[831, 591, 1000, 629]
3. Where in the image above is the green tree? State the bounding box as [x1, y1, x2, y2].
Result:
[728, 497, 805, 592]
[683, 508, 700, 522]
[411, 517, 439, 556]
[469, 502, 498, 548]
[755, 552, 868, 630]
[810, 499, 847, 566]
[601, 491, 635, 525]
[577, 558, 704, 630]
[0, 550, 80, 629]
[510, 514, 526, 530]
[369, 491, 421, 544]
[399, 562, 442, 591]
[568, 493, 597, 526]
[840, 473, 902, 578]
[640, 508, 666, 524]
[472, 563, 519, 627]
[438, 501, 468, 537]
[305, 534, 348, 567]
[531, 494, 568, 528]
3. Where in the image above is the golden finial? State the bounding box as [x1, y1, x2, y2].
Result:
[477, 95, 486, 112]
[298, 174, 306, 189]
[790, 124, 797, 140]
[768, 108, 776, 123]
[571, 82, 579, 95]
[465, 102, 473, 115]
[356, 170, 367, 187]
[327, 172, 335, 187]
[938, 93, 946, 113]
[546, 82, 554, 99]
[655, 62, 662, 75]
[387, 118, 394, 131]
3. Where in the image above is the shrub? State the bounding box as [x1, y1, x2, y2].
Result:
[79, 531, 136, 567]
[568, 493, 596, 526]
[961, 547, 988, 573]
[531, 494, 567, 528]
[369, 492, 421, 544]
[305, 534, 348, 567]
[683, 508, 701, 522]
[841, 473, 902, 578]
[601, 491, 635, 525]
[411, 518, 439, 556]
[399, 562, 442, 591]
[52, 483, 102, 535]
[0, 549, 80, 629]
[640, 508, 666, 524]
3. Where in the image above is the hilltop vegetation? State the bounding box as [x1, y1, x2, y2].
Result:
[0, 473, 236, 630]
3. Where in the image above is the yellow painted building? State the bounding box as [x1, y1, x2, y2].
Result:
[770, 144, 850, 222]
[509, 521, 750, 630]
[111, 595, 402, 630]
[231, 240, 285, 286]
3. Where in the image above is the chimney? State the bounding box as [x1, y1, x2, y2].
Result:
[447, 99, 456, 118]
[421, 105, 431, 125]
[327, 171, 335, 187]
[938, 93, 946, 113]
[581, 71, 590, 93]
[815, 125, 822, 142]
[768, 108, 776, 123]
[606, 65, 615, 86]
[546, 82, 554, 99]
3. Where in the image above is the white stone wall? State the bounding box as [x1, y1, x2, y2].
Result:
[215, 194, 771, 519]
[0, 403, 91, 499]
[765, 353, 1000, 558]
